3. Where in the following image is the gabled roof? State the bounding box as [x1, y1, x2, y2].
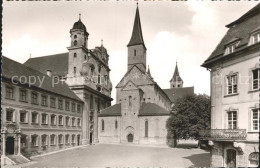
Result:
[202, 3, 260, 68]
[98, 103, 121, 117]
[139, 102, 170, 116]
[163, 87, 194, 103]
[2, 56, 82, 102]
[24, 53, 68, 77]
[170, 63, 182, 82]
[127, 6, 146, 48]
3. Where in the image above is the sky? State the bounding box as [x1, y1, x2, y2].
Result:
[2, 0, 259, 104]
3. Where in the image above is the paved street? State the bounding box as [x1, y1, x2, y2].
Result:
[13, 144, 210, 167]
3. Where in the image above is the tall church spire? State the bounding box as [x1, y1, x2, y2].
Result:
[127, 5, 145, 48]
[170, 62, 183, 88]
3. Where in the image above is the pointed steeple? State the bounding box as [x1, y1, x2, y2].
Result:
[170, 62, 183, 88]
[127, 5, 145, 48]
[147, 65, 151, 76]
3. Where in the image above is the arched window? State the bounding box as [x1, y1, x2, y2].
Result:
[73, 67, 76, 74]
[129, 96, 132, 107]
[74, 35, 77, 39]
[84, 55, 87, 60]
[115, 120, 118, 129]
[74, 53, 77, 58]
[74, 40, 77, 46]
[101, 119, 105, 131]
[145, 120, 148, 137]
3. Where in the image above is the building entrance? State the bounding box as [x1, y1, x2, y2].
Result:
[6, 137, 15, 155]
[127, 134, 133, 143]
[226, 149, 236, 167]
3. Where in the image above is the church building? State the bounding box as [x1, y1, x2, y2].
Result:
[98, 5, 194, 145]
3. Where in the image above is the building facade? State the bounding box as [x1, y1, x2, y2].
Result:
[201, 4, 259, 167]
[98, 6, 194, 145]
[1, 57, 84, 164]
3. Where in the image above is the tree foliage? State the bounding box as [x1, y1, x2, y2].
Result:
[166, 94, 211, 147]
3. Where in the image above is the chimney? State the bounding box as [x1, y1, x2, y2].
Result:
[46, 70, 52, 77]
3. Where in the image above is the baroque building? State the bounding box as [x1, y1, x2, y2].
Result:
[98, 5, 194, 145]
[201, 3, 259, 167]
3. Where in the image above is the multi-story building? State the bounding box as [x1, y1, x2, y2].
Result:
[98, 5, 194, 145]
[1, 56, 84, 164]
[201, 3, 259, 167]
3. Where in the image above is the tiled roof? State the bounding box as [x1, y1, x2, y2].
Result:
[170, 63, 182, 82]
[202, 3, 260, 67]
[98, 103, 121, 117]
[2, 56, 82, 102]
[127, 6, 146, 48]
[24, 53, 68, 77]
[139, 102, 170, 116]
[163, 87, 194, 103]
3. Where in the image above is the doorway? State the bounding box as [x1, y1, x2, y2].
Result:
[6, 137, 15, 155]
[127, 134, 133, 143]
[90, 132, 93, 145]
[226, 149, 236, 167]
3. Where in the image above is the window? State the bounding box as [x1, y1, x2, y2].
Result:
[31, 135, 38, 147]
[58, 116, 63, 125]
[72, 135, 75, 144]
[51, 115, 56, 125]
[134, 49, 137, 56]
[77, 118, 81, 127]
[65, 135, 69, 144]
[252, 69, 260, 90]
[6, 86, 14, 99]
[74, 67, 76, 74]
[65, 101, 70, 111]
[227, 111, 237, 129]
[72, 102, 76, 112]
[74, 40, 77, 46]
[58, 135, 63, 144]
[50, 97, 56, 108]
[115, 120, 118, 129]
[41, 95, 48, 106]
[227, 75, 238, 95]
[41, 113, 48, 125]
[129, 96, 132, 107]
[66, 116, 70, 126]
[19, 89, 27, 102]
[50, 135, 56, 145]
[74, 53, 77, 58]
[251, 109, 259, 131]
[41, 135, 47, 146]
[249, 32, 260, 45]
[6, 109, 14, 122]
[101, 119, 105, 131]
[31, 112, 38, 124]
[58, 99, 63, 110]
[84, 55, 87, 60]
[31, 92, 38, 104]
[145, 120, 148, 137]
[77, 104, 81, 113]
[72, 118, 76, 127]
[20, 110, 27, 123]
[74, 35, 77, 39]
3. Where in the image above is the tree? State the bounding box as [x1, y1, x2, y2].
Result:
[166, 94, 211, 147]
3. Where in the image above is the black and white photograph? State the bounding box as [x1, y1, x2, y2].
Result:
[1, 0, 259, 167]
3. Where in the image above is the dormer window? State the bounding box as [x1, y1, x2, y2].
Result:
[249, 31, 260, 45]
[224, 41, 239, 55]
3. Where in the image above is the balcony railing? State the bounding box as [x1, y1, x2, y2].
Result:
[199, 129, 247, 140]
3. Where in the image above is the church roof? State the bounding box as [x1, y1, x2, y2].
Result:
[127, 6, 146, 48]
[139, 102, 170, 116]
[72, 17, 89, 35]
[163, 87, 194, 103]
[202, 3, 260, 68]
[24, 53, 69, 77]
[2, 56, 82, 102]
[98, 103, 121, 117]
[170, 63, 182, 82]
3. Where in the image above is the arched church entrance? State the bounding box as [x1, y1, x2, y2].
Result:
[127, 134, 134, 143]
[6, 137, 15, 155]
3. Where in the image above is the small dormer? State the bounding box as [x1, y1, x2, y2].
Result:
[249, 27, 260, 46]
[224, 38, 240, 55]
